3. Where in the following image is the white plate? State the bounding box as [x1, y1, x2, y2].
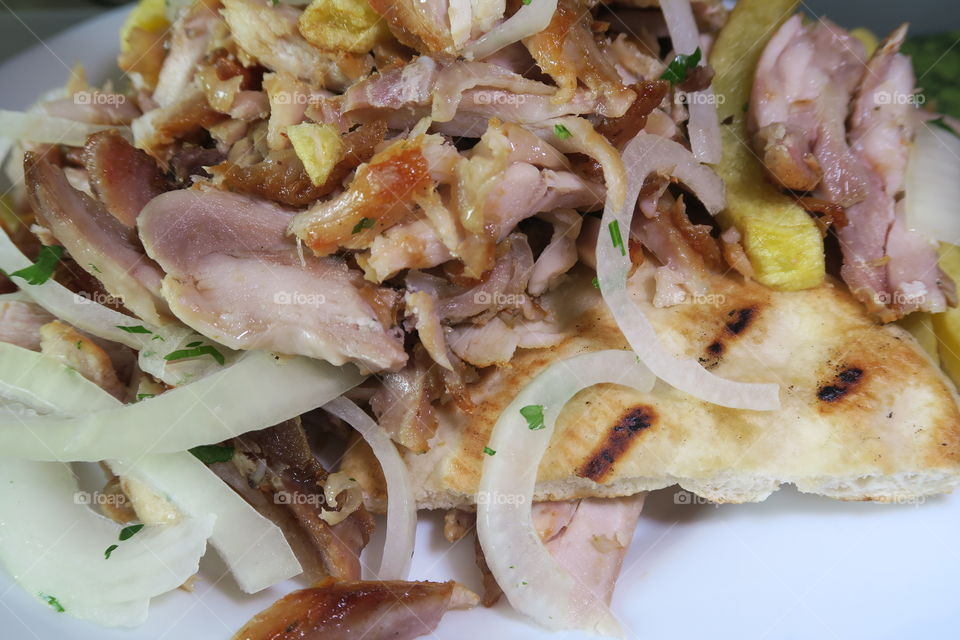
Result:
[0, 7, 958, 640]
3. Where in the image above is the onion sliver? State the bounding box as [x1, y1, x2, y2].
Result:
[0, 342, 118, 415]
[110, 453, 302, 594]
[0, 342, 302, 595]
[0, 458, 214, 627]
[905, 123, 960, 244]
[0, 109, 126, 147]
[464, 0, 558, 61]
[660, 0, 721, 164]
[0, 350, 364, 461]
[0, 228, 143, 348]
[323, 397, 416, 581]
[476, 350, 654, 636]
[597, 133, 780, 410]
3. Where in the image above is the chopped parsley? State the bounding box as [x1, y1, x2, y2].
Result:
[117, 325, 151, 334]
[119, 524, 144, 541]
[553, 124, 572, 140]
[39, 593, 64, 612]
[660, 47, 702, 85]
[88, 263, 101, 274]
[7, 245, 64, 285]
[185, 341, 203, 348]
[522, 0, 532, 5]
[591, 276, 600, 289]
[136, 393, 155, 401]
[352, 217, 376, 234]
[520, 404, 545, 430]
[608, 220, 626, 256]
[75, 341, 82, 350]
[164, 344, 225, 366]
[189, 444, 235, 465]
[483, 446, 496, 456]
[104, 544, 118, 560]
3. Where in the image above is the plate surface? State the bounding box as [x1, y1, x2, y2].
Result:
[0, 8, 958, 640]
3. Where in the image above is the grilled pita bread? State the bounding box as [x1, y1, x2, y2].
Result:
[343, 264, 960, 509]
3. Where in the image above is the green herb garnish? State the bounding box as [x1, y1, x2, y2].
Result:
[104, 544, 118, 559]
[136, 393, 155, 401]
[39, 593, 64, 612]
[88, 263, 101, 273]
[660, 47, 702, 85]
[117, 325, 151, 334]
[483, 446, 496, 456]
[608, 220, 626, 256]
[164, 344, 225, 366]
[553, 124, 572, 140]
[520, 404, 545, 430]
[591, 276, 600, 289]
[352, 217, 375, 234]
[8, 245, 64, 285]
[189, 444, 235, 464]
[119, 524, 144, 541]
[522, 0, 532, 5]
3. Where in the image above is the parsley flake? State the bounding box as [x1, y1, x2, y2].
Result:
[522, 0, 532, 4]
[117, 325, 151, 334]
[165, 344, 225, 366]
[553, 124, 572, 140]
[591, 276, 600, 289]
[119, 524, 144, 541]
[352, 217, 375, 234]
[660, 47, 701, 85]
[483, 446, 496, 456]
[520, 404, 545, 430]
[608, 220, 626, 256]
[104, 544, 118, 559]
[136, 393, 155, 401]
[8, 245, 64, 285]
[189, 444, 235, 464]
[39, 593, 64, 612]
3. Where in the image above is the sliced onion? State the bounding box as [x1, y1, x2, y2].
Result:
[0, 458, 214, 627]
[0, 350, 364, 461]
[598, 133, 780, 410]
[660, 0, 721, 164]
[0, 110, 126, 147]
[476, 350, 655, 636]
[0, 342, 302, 595]
[323, 397, 416, 581]
[0, 228, 143, 348]
[0, 342, 118, 415]
[905, 123, 960, 244]
[109, 453, 302, 594]
[464, 0, 558, 61]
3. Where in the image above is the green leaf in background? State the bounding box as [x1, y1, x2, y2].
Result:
[903, 30, 960, 119]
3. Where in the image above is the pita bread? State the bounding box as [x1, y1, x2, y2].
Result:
[343, 264, 960, 509]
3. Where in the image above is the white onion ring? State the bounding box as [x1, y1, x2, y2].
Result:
[477, 350, 655, 636]
[464, 0, 558, 61]
[0, 350, 364, 461]
[597, 133, 780, 410]
[323, 397, 416, 581]
[660, 0, 722, 164]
